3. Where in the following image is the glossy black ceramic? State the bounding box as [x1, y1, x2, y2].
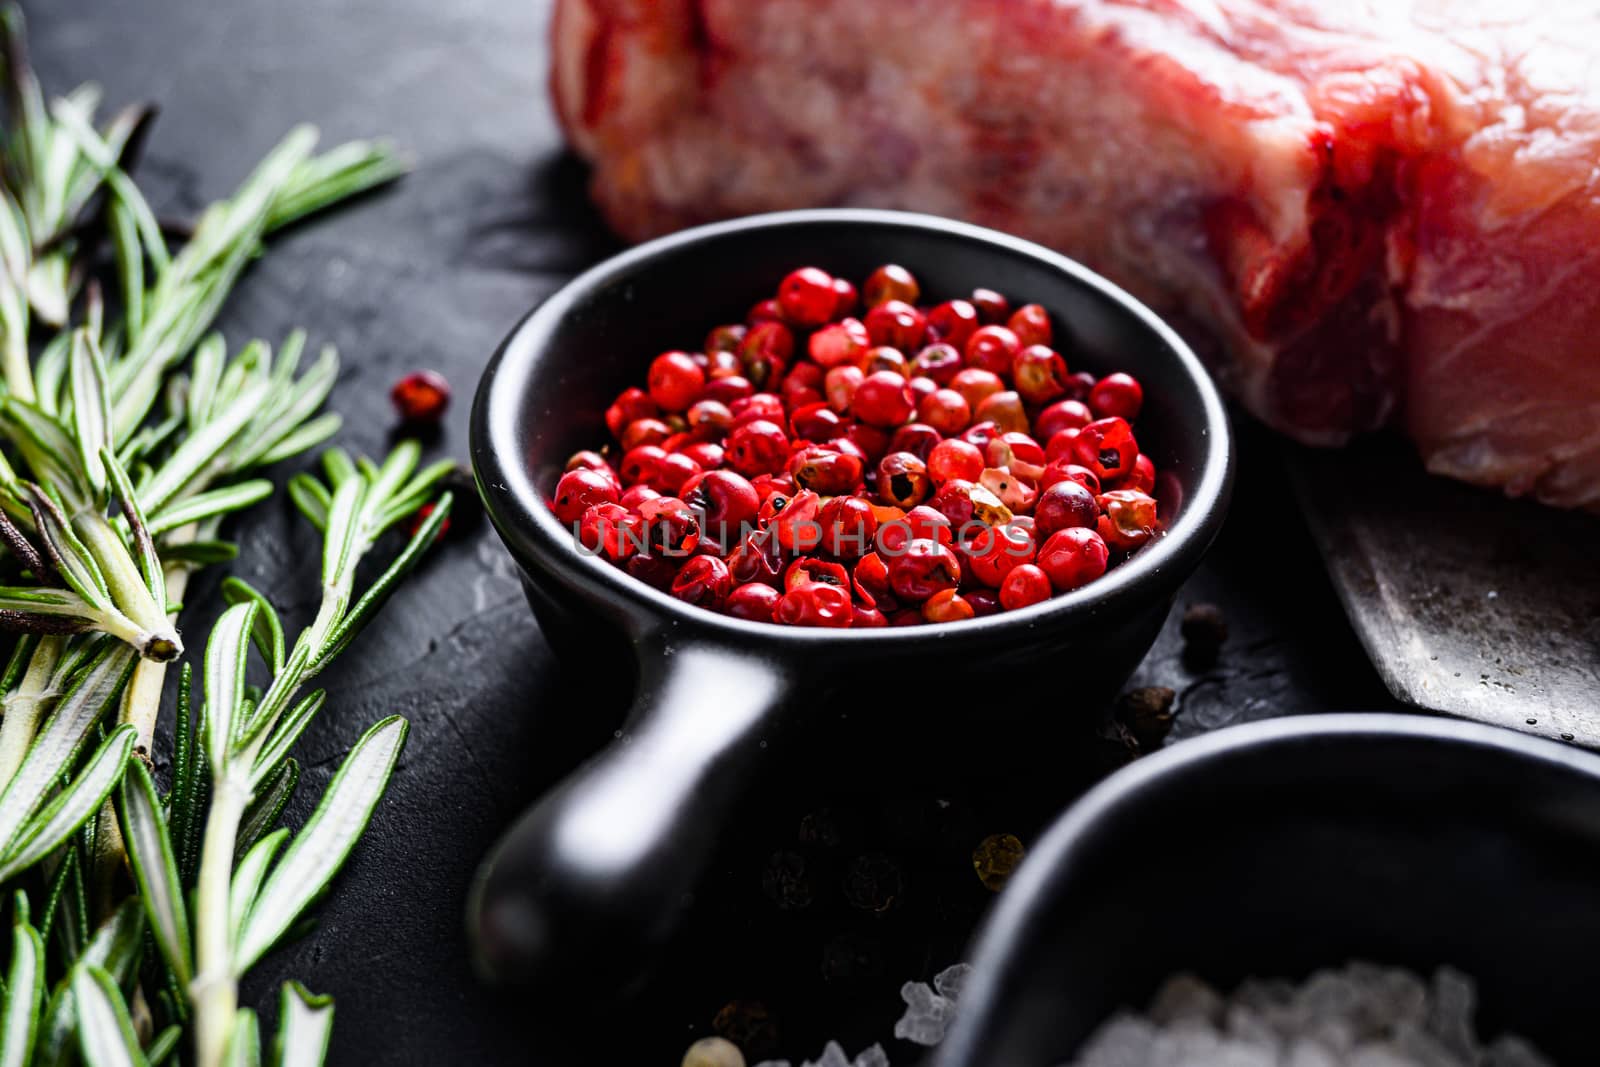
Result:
[467, 210, 1233, 997]
[936, 713, 1600, 1066]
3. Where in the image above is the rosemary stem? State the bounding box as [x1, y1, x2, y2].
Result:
[121, 525, 198, 758]
[0, 634, 62, 787]
[2, 328, 32, 403]
[192, 771, 249, 1067]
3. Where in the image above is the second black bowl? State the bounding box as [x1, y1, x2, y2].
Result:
[937, 714, 1600, 1066]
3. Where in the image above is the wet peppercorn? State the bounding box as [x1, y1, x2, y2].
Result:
[390, 369, 451, 423]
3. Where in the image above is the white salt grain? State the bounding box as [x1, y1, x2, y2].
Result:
[1067, 963, 1555, 1067]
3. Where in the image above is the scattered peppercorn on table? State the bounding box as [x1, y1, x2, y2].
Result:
[31, 0, 1401, 1062]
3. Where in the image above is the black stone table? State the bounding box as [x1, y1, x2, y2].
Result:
[26, 1, 1396, 1062]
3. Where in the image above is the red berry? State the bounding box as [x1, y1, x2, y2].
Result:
[846, 423, 892, 463]
[950, 368, 1004, 409]
[1089, 372, 1144, 420]
[637, 496, 701, 555]
[831, 277, 858, 319]
[578, 502, 638, 562]
[671, 555, 733, 610]
[652, 451, 702, 494]
[1045, 428, 1082, 464]
[621, 417, 672, 451]
[647, 351, 706, 412]
[1098, 489, 1160, 551]
[1012, 344, 1070, 404]
[705, 323, 747, 353]
[864, 300, 927, 351]
[964, 326, 1019, 376]
[551, 468, 619, 524]
[986, 432, 1046, 472]
[851, 371, 916, 428]
[809, 318, 870, 369]
[918, 388, 971, 436]
[775, 581, 854, 627]
[921, 588, 975, 624]
[852, 552, 894, 607]
[738, 322, 794, 388]
[854, 606, 889, 628]
[887, 539, 960, 603]
[789, 401, 847, 443]
[564, 450, 611, 475]
[790, 445, 865, 496]
[725, 581, 782, 622]
[974, 391, 1028, 434]
[726, 529, 784, 586]
[686, 399, 734, 441]
[912, 343, 964, 385]
[619, 484, 661, 512]
[927, 300, 980, 349]
[1065, 370, 1097, 401]
[999, 564, 1053, 610]
[965, 523, 1035, 587]
[703, 375, 754, 406]
[859, 347, 906, 379]
[626, 552, 681, 591]
[732, 393, 786, 426]
[391, 370, 451, 423]
[725, 419, 790, 476]
[747, 298, 785, 324]
[606, 387, 657, 439]
[1036, 399, 1093, 442]
[961, 421, 1002, 453]
[778, 267, 837, 327]
[928, 439, 984, 485]
[877, 451, 932, 508]
[1036, 527, 1109, 591]
[771, 489, 823, 554]
[970, 287, 1010, 324]
[679, 441, 724, 470]
[825, 365, 865, 413]
[1039, 461, 1101, 496]
[887, 423, 942, 463]
[928, 478, 980, 527]
[863, 264, 920, 307]
[686, 469, 760, 547]
[1034, 479, 1100, 538]
[784, 556, 853, 594]
[1007, 303, 1053, 347]
[817, 496, 879, 558]
[1114, 453, 1158, 495]
[1072, 417, 1139, 481]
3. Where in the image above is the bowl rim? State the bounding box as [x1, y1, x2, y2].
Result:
[935, 711, 1600, 1065]
[472, 207, 1234, 648]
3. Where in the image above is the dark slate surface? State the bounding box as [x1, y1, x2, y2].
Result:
[26, 1, 1396, 1062]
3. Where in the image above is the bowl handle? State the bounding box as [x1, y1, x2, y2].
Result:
[467, 635, 790, 995]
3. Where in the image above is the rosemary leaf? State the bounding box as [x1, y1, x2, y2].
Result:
[70, 963, 148, 1067]
[232, 716, 408, 972]
[270, 983, 333, 1067]
[117, 761, 193, 987]
[0, 907, 44, 1067]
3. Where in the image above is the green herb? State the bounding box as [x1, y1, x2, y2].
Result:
[0, 7, 445, 1065]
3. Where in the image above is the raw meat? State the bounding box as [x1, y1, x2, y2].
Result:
[550, 0, 1600, 509]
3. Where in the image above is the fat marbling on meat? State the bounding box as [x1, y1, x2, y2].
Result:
[552, 0, 1600, 509]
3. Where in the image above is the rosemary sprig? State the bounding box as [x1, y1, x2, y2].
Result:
[0, 6, 447, 1067]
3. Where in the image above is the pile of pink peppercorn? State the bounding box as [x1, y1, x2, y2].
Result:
[549, 264, 1162, 627]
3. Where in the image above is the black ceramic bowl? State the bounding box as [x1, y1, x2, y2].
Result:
[467, 209, 1232, 996]
[936, 713, 1600, 1067]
